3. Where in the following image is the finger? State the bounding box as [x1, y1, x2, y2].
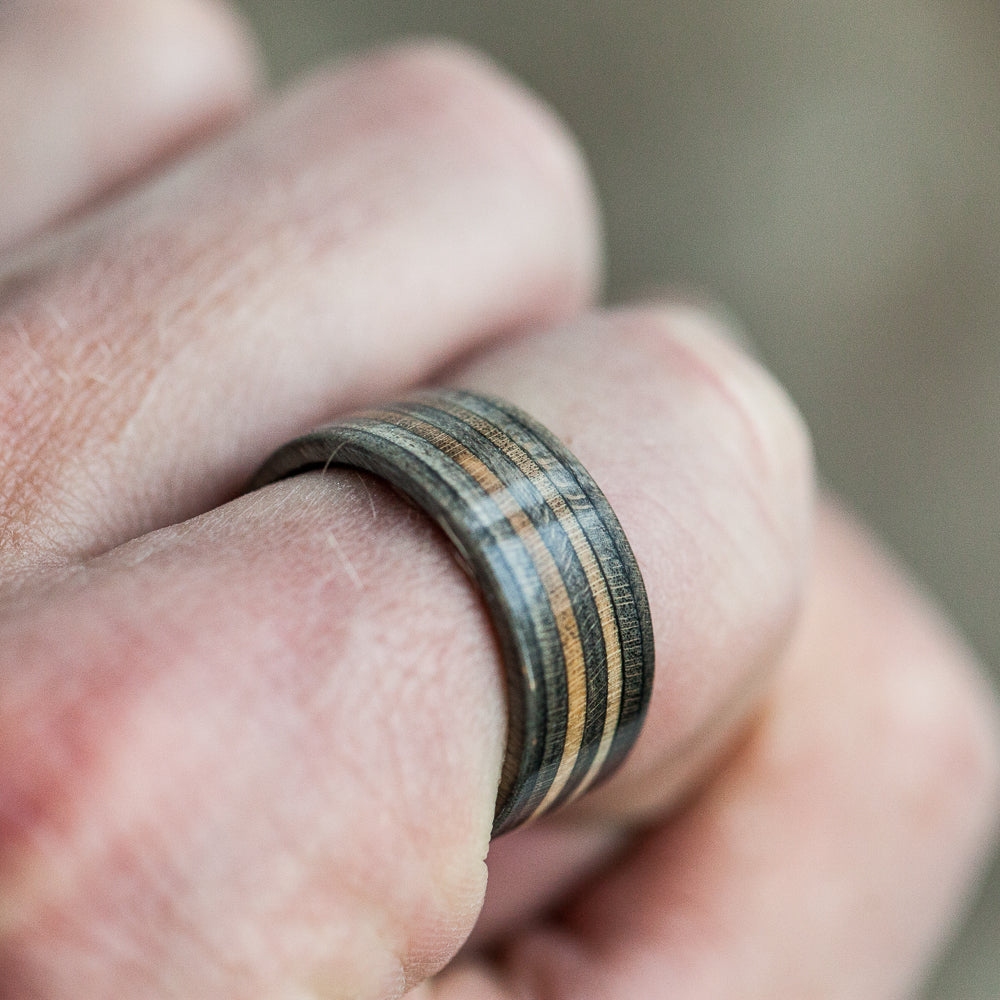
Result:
[444, 504, 1000, 1000]
[0, 304, 811, 997]
[463, 304, 814, 946]
[450, 304, 813, 823]
[0, 42, 600, 578]
[0, 0, 260, 252]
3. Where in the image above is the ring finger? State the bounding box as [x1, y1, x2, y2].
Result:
[0, 304, 812, 998]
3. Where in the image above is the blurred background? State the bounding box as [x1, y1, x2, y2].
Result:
[232, 1, 999, 995]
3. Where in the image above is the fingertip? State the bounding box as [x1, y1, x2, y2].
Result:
[604, 301, 817, 645]
[609, 304, 816, 811]
[651, 302, 816, 563]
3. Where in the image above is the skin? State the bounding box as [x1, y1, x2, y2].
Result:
[0, 2, 997, 997]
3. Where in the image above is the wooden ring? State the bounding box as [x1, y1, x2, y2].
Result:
[248, 390, 655, 836]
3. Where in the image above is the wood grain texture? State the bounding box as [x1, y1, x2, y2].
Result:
[249, 389, 654, 836]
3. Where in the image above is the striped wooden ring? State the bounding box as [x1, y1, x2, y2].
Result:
[248, 390, 654, 836]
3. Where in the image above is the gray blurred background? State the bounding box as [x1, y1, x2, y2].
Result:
[233, 1, 999, 995]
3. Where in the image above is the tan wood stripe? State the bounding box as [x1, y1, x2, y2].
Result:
[371, 409, 589, 807]
[429, 401, 624, 806]
[247, 389, 655, 835]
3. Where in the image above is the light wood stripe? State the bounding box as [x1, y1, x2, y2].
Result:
[422, 399, 624, 807]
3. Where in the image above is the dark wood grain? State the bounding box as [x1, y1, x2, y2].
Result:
[248, 389, 654, 836]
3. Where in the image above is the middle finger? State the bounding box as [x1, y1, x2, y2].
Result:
[0, 43, 599, 577]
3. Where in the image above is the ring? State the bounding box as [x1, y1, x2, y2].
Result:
[248, 389, 654, 836]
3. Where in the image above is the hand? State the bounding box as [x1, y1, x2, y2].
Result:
[1, 3, 997, 997]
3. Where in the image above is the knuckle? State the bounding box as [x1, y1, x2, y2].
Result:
[0, 723, 90, 994]
[882, 639, 1000, 832]
[329, 40, 598, 249]
[350, 39, 576, 154]
[828, 506, 1000, 842]
[641, 304, 814, 532]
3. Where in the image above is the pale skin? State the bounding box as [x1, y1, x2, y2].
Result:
[0, 2, 998, 998]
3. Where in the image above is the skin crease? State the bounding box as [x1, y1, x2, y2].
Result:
[0, 3, 997, 998]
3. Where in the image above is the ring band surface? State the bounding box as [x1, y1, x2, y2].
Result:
[249, 389, 654, 836]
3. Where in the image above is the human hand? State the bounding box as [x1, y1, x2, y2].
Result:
[1, 3, 998, 997]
